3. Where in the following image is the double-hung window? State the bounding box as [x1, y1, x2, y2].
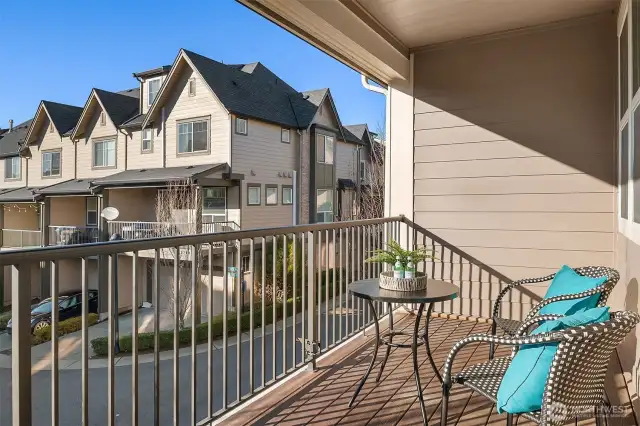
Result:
[282, 186, 293, 205]
[360, 160, 366, 182]
[619, 0, 640, 242]
[316, 134, 334, 164]
[93, 139, 116, 168]
[266, 185, 278, 205]
[148, 78, 161, 107]
[235, 117, 248, 135]
[281, 128, 290, 143]
[178, 119, 208, 154]
[316, 189, 333, 223]
[42, 151, 61, 177]
[86, 197, 98, 226]
[5, 157, 20, 180]
[247, 184, 261, 206]
[142, 129, 153, 152]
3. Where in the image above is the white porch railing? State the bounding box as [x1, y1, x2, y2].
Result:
[107, 220, 240, 240]
[1, 229, 42, 248]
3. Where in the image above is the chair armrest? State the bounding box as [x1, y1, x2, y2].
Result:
[442, 331, 566, 386]
[492, 273, 556, 319]
[513, 314, 564, 337]
[525, 282, 610, 319]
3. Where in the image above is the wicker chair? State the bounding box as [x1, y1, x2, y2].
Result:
[441, 311, 640, 426]
[489, 266, 620, 359]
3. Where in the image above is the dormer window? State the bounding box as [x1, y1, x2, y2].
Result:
[188, 78, 196, 97]
[148, 78, 161, 107]
[100, 112, 106, 126]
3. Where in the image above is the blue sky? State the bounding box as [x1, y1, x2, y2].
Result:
[0, 0, 385, 132]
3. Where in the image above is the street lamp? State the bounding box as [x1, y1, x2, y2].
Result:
[101, 206, 121, 354]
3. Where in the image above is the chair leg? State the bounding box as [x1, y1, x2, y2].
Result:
[506, 413, 514, 426]
[441, 384, 450, 426]
[489, 320, 497, 360]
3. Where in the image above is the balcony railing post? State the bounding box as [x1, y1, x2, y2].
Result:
[12, 263, 32, 426]
[306, 230, 318, 371]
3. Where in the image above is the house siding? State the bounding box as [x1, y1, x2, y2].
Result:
[0, 157, 27, 188]
[125, 128, 164, 170]
[3, 206, 39, 231]
[164, 67, 230, 168]
[27, 116, 75, 187]
[50, 196, 88, 227]
[412, 15, 616, 316]
[76, 104, 124, 178]
[336, 140, 358, 180]
[108, 188, 157, 222]
[232, 118, 297, 229]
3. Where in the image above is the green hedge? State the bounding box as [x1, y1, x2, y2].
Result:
[32, 313, 99, 345]
[91, 299, 302, 357]
[0, 312, 10, 332]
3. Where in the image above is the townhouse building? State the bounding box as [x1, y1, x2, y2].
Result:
[0, 48, 377, 316]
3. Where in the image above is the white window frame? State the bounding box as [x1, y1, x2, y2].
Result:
[5, 157, 20, 180]
[148, 77, 162, 107]
[316, 189, 334, 223]
[235, 117, 248, 135]
[265, 185, 278, 205]
[177, 118, 209, 154]
[86, 197, 98, 226]
[281, 128, 290, 143]
[282, 186, 293, 205]
[42, 150, 61, 177]
[100, 112, 106, 126]
[247, 184, 261, 206]
[142, 128, 153, 153]
[93, 138, 117, 168]
[188, 78, 196, 97]
[317, 134, 334, 165]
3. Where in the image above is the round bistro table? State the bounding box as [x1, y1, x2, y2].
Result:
[348, 278, 459, 425]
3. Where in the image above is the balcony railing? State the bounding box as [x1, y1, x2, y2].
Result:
[107, 220, 240, 240]
[1, 229, 42, 248]
[3, 216, 515, 425]
[48, 225, 101, 246]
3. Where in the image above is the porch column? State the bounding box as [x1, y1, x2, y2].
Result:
[39, 198, 51, 300]
[97, 191, 109, 316]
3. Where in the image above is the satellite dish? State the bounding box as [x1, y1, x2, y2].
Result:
[101, 206, 120, 221]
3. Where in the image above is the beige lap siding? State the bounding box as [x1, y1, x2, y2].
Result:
[126, 128, 164, 170]
[232, 119, 297, 230]
[163, 67, 230, 168]
[27, 115, 75, 186]
[50, 196, 88, 227]
[3, 206, 39, 230]
[412, 15, 616, 318]
[76, 105, 124, 179]
[107, 188, 158, 222]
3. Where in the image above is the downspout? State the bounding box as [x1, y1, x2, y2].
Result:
[161, 107, 167, 168]
[360, 74, 389, 216]
[133, 74, 144, 115]
[118, 129, 128, 170]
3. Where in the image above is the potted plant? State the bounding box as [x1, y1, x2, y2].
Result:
[366, 240, 436, 291]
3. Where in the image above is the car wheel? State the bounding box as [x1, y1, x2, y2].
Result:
[33, 321, 49, 333]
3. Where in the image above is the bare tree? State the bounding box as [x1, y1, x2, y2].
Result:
[155, 178, 202, 329]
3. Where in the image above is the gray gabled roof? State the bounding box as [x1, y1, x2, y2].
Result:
[94, 89, 140, 127]
[42, 101, 83, 135]
[0, 119, 32, 158]
[342, 124, 369, 146]
[184, 50, 302, 128]
[121, 113, 146, 129]
[91, 163, 226, 188]
[36, 179, 93, 196]
[291, 89, 328, 129]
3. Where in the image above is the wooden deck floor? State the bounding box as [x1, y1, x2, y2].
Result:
[226, 314, 598, 426]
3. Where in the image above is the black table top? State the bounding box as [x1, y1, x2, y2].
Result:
[349, 279, 459, 304]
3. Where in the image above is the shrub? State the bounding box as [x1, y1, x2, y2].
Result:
[0, 312, 11, 331]
[32, 313, 99, 345]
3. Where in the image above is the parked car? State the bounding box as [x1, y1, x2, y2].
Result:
[7, 289, 99, 335]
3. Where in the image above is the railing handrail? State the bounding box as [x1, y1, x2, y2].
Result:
[48, 225, 98, 229]
[0, 216, 403, 265]
[2, 229, 41, 233]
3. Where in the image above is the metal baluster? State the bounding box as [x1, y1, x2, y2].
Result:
[132, 252, 139, 426]
[272, 236, 277, 379]
[292, 235, 297, 366]
[338, 228, 343, 343]
[282, 234, 287, 372]
[12, 263, 32, 426]
[261, 237, 266, 388]
[207, 244, 214, 416]
[153, 250, 160, 426]
[191, 245, 198, 425]
[354, 227, 359, 331]
[345, 227, 350, 336]
[108, 255, 116, 426]
[236, 239, 242, 401]
[81, 258, 89, 426]
[301, 232, 306, 367]
[317, 231, 321, 349]
[222, 242, 228, 408]
[173, 247, 180, 426]
[51, 260, 59, 426]
[307, 230, 317, 370]
[332, 229, 337, 346]
[325, 229, 329, 348]
[249, 239, 255, 393]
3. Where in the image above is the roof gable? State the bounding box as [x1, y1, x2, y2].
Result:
[71, 89, 139, 140]
[24, 101, 83, 144]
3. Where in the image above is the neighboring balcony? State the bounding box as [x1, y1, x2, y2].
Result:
[107, 220, 240, 240]
[48, 225, 101, 246]
[1, 229, 42, 249]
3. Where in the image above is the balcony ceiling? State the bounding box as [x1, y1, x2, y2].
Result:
[358, 0, 617, 48]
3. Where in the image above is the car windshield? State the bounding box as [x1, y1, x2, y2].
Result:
[31, 297, 70, 314]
